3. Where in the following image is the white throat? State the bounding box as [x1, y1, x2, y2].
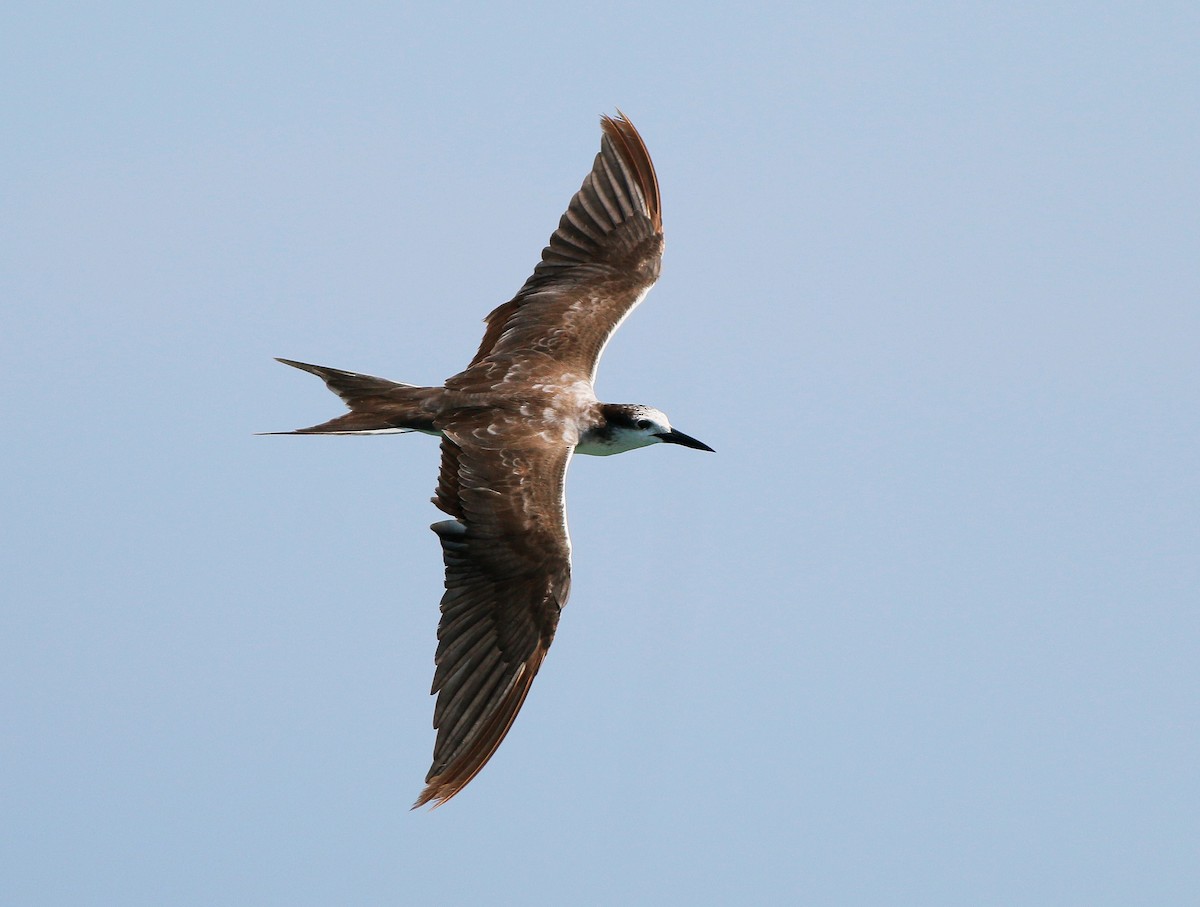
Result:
[575, 425, 657, 457]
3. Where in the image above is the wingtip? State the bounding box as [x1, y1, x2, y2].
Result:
[410, 778, 458, 811]
[598, 109, 661, 231]
[602, 106, 632, 127]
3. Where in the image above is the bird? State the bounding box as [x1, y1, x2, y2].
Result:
[272, 112, 712, 808]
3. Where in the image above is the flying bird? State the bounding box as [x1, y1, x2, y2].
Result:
[273, 112, 712, 807]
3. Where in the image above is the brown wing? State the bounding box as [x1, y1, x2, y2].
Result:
[413, 421, 573, 807]
[466, 112, 664, 381]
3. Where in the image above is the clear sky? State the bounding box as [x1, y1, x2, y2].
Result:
[3, 3, 1197, 904]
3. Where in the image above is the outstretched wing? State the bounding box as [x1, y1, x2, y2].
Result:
[413, 421, 573, 807]
[466, 112, 663, 382]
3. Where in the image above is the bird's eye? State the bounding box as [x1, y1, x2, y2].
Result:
[635, 419, 653, 430]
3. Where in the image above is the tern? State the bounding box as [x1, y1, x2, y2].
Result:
[273, 112, 712, 807]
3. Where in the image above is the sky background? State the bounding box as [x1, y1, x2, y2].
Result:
[3, 2, 1197, 904]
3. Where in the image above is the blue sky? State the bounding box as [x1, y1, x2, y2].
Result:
[2, 3, 1197, 904]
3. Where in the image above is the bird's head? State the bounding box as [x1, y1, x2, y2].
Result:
[579, 404, 714, 456]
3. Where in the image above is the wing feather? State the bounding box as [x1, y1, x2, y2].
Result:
[414, 429, 573, 808]
[465, 113, 663, 380]
[414, 113, 660, 806]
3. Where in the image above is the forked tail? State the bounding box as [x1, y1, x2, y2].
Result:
[272, 358, 440, 435]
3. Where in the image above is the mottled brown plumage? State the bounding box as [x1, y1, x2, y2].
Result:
[272, 113, 711, 808]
